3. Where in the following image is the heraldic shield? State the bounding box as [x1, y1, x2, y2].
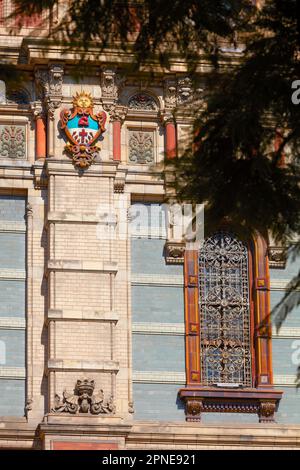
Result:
[60, 92, 107, 168]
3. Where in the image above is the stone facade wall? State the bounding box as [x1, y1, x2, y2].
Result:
[0, 4, 298, 448]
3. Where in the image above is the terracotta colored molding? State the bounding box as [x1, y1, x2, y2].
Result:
[165, 121, 177, 159]
[36, 116, 47, 159]
[113, 120, 121, 162]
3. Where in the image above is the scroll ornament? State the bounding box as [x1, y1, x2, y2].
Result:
[52, 378, 115, 415]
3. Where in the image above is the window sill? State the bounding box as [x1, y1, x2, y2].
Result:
[179, 386, 283, 423]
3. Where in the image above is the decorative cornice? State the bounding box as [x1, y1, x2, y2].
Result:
[179, 387, 283, 423]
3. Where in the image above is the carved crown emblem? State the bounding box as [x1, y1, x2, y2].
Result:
[60, 92, 107, 168]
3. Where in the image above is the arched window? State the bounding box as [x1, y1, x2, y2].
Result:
[128, 93, 158, 111]
[179, 231, 283, 423]
[199, 231, 252, 386]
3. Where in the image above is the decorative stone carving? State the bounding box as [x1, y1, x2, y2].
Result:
[35, 64, 64, 120]
[109, 105, 127, 123]
[25, 398, 33, 415]
[26, 203, 33, 218]
[128, 402, 135, 414]
[159, 111, 175, 126]
[52, 378, 115, 415]
[0, 125, 26, 159]
[128, 93, 158, 111]
[177, 77, 193, 104]
[101, 68, 119, 99]
[114, 180, 125, 193]
[268, 246, 287, 269]
[33, 164, 48, 189]
[128, 130, 154, 164]
[48, 64, 64, 95]
[164, 241, 185, 264]
[259, 401, 277, 423]
[185, 399, 203, 422]
[164, 79, 177, 110]
[179, 388, 281, 423]
[114, 167, 127, 193]
[35, 68, 48, 99]
[30, 101, 44, 120]
[100, 68, 125, 113]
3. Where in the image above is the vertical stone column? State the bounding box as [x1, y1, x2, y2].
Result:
[35, 64, 64, 158]
[165, 119, 177, 159]
[162, 78, 178, 160]
[25, 202, 34, 416]
[161, 114, 177, 159]
[110, 106, 127, 162]
[30, 102, 46, 160]
[113, 120, 121, 161]
[101, 67, 126, 162]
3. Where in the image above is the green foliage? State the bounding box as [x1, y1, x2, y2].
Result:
[4, 0, 300, 338]
[11, 0, 254, 70]
[170, 0, 300, 241]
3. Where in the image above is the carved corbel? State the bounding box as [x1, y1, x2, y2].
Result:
[267, 233, 287, 269]
[33, 162, 48, 189]
[159, 111, 175, 126]
[101, 68, 125, 113]
[164, 78, 177, 110]
[268, 246, 287, 269]
[109, 105, 127, 123]
[177, 77, 194, 105]
[46, 64, 64, 120]
[164, 240, 185, 264]
[30, 101, 45, 120]
[185, 398, 203, 422]
[259, 401, 277, 423]
[114, 166, 127, 193]
[35, 64, 64, 120]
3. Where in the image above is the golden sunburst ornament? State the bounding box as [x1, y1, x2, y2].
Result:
[73, 91, 93, 109]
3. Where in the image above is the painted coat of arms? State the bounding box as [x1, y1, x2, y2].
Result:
[60, 91, 107, 168]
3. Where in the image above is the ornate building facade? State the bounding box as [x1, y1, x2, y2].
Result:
[0, 1, 299, 450]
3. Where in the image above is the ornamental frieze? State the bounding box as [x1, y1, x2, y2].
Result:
[0, 125, 26, 159]
[60, 91, 107, 168]
[52, 378, 115, 415]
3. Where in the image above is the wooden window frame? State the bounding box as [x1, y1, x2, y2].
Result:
[179, 233, 283, 423]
